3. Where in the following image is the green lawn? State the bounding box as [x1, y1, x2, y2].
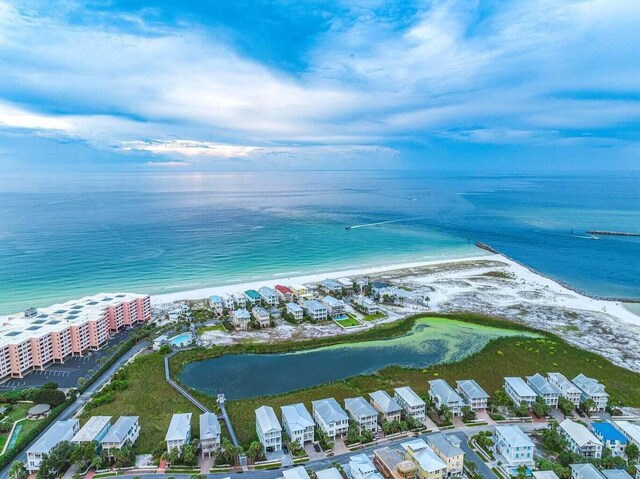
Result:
[363, 312, 385, 321]
[334, 317, 360, 328]
[197, 323, 227, 335]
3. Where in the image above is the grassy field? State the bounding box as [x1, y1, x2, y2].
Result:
[90, 313, 640, 450]
[197, 324, 227, 335]
[363, 312, 385, 321]
[334, 317, 360, 328]
[0, 404, 45, 453]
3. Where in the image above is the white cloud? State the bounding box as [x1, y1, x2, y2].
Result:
[0, 102, 74, 131]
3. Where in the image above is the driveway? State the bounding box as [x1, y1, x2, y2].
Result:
[451, 432, 498, 479]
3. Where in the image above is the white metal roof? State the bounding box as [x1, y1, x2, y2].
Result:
[559, 419, 603, 448]
[527, 374, 561, 396]
[495, 425, 534, 448]
[369, 390, 402, 414]
[72, 416, 111, 443]
[316, 468, 343, 479]
[27, 419, 79, 455]
[402, 439, 447, 473]
[165, 413, 192, 442]
[456, 379, 489, 400]
[282, 466, 311, 479]
[395, 386, 425, 408]
[428, 379, 464, 406]
[570, 464, 604, 479]
[200, 412, 220, 440]
[256, 405, 282, 434]
[614, 421, 640, 444]
[345, 396, 377, 420]
[504, 377, 537, 397]
[312, 398, 348, 423]
[101, 416, 138, 444]
[281, 403, 314, 431]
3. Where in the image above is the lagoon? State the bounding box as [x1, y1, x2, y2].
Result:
[178, 318, 535, 399]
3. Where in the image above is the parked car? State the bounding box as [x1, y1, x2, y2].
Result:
[314, 443, 321, 452]
[283, 445, 289, 454]
[266, 446, 275, 453]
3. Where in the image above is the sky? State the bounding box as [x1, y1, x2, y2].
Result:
[0, 0, 639, 173]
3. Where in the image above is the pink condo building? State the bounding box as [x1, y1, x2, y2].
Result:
[0, 293, 151, 379]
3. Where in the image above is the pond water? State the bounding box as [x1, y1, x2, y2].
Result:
[178, 317, 535, 399]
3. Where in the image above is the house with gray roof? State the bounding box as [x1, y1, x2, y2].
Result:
[394, 386, 426, 422]
[165, 413, 192, 453]
[455, 379, 489, 410]
[345, 396, 378, 432]
[303, 300, 328, 322]
[200, 412, 221, 457]
[232, 308, 251, 330]
[428, 379, 465, 417]
[256, 405, 282, 452]
[572, 374, 608, 411]
[571, 464, 604, 479]
[101, 416, 140, 459]
[548, 372, 582, 406]
[312, 398, 349, 438]
[252, 306, 271, 328]
[494, 425, 535, 467]
[527, 373, 561, 407]
[559, 419, 603, 458]
[72, 415, 111, 444]
[602, 471, 633, 479]
[426, 433, 464, 477]
[504, 377, 537, 407]
[370, 390, 402, 422]
[321, 279, 343, 294]
[322, 296, 346, 319]
[259, 287, 278, 306]
[282, 403, 314, 444]
[27, 419, 79, 472]
[286, 302, 304, 322]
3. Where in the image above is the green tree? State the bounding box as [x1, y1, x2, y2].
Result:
[246, 442, 265, 462]
[558, 397, 575, 416]
[541, 423, 567, 453]
[462, 406, 476, 422]
[581, 398, 596, 415]
[166, 447, 180, 466]
[439, 405, 452, 423]
[8, 461, 27, 479]
[626, 442, 639, 462]
[159, 344, 172, 355]
[533, 397, 551, 417]
[182, 443, 197, 467]
[515, 401, 530, 417]
[37, 441, 76, 479]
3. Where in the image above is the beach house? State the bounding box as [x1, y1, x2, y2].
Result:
[547, 372, 582, 406]
[233, 292, 246, 308]
[283, 467, 312, 479]
[572, 374, 608, 411]
[256, 406, 282, 452]
[303, 300, 328, 321]
[371, 282, 391, 297]
[614, 421, 640, 447]
[527, 373, 561, 407]
[533, 472, 560, 479]
[374, 447, 417, 479]
[275, 285, 294, 302]
[232, 309, 251, 330]
[559, 419, 603, 458]
[209, 295, 224, 315]
[221, 293, 235, 310]
[259, 287, 278, 306]
[370, 390, 403, 422]
[252, 306, 271, 328]
[455, 379, 489, 410]
[200, 412, 221, 457]
[570, 464, 604, 479]
[345, 396, 379, 432]
[312, 398, 350, 438]
[592, 422, 627, 456]
[338, 278, 354, 290]
[165, 413, 192, 453]
[321, 278, 343, 294]
[394, 386, 426, 422]
[494, 425, 535, 467]
[285, 302, 304, 322]
[428, 379, 465, 417]
[100, 416, 140, 459]
[244, 289, 262, 305]
[349, 453, 384, 479]
[354, 296, 379, 315]
[72, 415, 112, 444]
[322, 295, 346, 319]
[281, 403, 315, 445]
[426, 433, 465, 478]
[504, 377, 538, 407]
[26, 419, 79, 473]
[401, 439, 448, 479]
[290, 284, 313, 301]
[317, 468, 344, 479]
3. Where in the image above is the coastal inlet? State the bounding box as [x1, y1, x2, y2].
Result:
[178, 317, 535, 399]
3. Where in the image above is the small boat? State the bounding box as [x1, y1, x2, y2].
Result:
[590, 235, 599, 240]
[345, 226, 352, 230]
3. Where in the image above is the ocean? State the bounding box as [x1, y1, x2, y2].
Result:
[0, 171, 638, 314]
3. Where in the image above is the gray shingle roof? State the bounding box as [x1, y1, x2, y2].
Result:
[312, 398, 348, 423]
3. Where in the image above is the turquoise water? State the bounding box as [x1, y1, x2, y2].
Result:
[1, 172, 639, 314]
[179, 317, 536, 399]
[169, 332, 194, 347]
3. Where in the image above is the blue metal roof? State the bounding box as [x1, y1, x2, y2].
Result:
[592, 422, 627, 444]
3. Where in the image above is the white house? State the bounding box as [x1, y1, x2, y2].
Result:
[281, 403, 315, 445]
[394, 386, 426, 422]
[101, 416, 140, 459]
[312, 398, 349, 438]
[504, 377, 538, 407]
[526, 373, 561, 407]
[221, 293, 235, 310]
[286, 302, 304, 322]
[72, 415, 112, 444]
[303, 300, 328, 321]
[200, 412, 221, 457]
[455, 379, 489, 410]
[233, 292, 247, 308]
[316, 468, 344, 479]
[559, 419, 603, 459]
[322, 296, 346, 319]
[259, 287, 278, 306]
[321, 279, 343, 294]
[345, 396, 378, 432]
[349, 453, 385, 479]
[337, 278, 354, 290]
[353, 296, 379, 314]
[283, 466, 312, 479]
[426, 433, 465, 478]
[614, 421, 640, 447]
[209, 295, 224, 315]
[572, 374, 608, 411]
[233, 309, 251, 330]
[533, 471, 560, 479]
[493, 425, 535, 467]
[256, 406, 282, 452]
[165, 413, 192, 453]
[428, 379, 465, 417]
[570, 463, 605, 479]
[547, 372, 582, 406]
[252, 306, 271, 328]
[26, 419, 79, 473]
[369, 390, 402, 422]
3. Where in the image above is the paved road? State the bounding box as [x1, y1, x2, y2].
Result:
[453, 432, 498, 479]
[0, 340, 149, 479]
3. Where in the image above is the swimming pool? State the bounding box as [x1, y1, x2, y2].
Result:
[168, 332, 194, 348]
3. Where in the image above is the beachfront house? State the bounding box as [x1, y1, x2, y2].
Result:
[394, 386, 426, 422]
[349, 453, 384, 479]
[281, 403, 315, 445]
[233, 309, 251, 331]
[322, 295, 346, 319]
[259, 287, 278, 306]
[252, 306, 271, 328]
[312, 398, 350, 438]
[426, 433, 464, 478]
[321, 278, 343, 294]
[345, 396, 379, 432]
[493, 425, 535, 467]
[354, 296, 379, 315]
[71, 415, 112, 444]
[614, 421, 640, 448]
[256, 405, 282, 452]
[592, 422, 627, 456]
[371, 282, 391, 297]
[570, 464, 606, 479]
[455, 379, 489, 410]
[374, 447, 417, 479]
[338, 278, 354, 290]
[27, 419, 79, 473]
[285, 302, 304, 322]
[602, 470, 634, 479]
[165, 413, 192, 453]
[370, 390, 403, 422]
[244, 289, 262, 305]
[355, 277, 369, 292]
[290, 284, 313, 301]
[527, 373, 561, 407]
[209, 295, 224, 315]
[504, 377, 538, 407]
[548, 372, 582, 406]
[401, 439, 447, 479]
[303, 300, 328, 321]
[200, 412, 221, 457]
[233, 292, 246, 308]
[428, 379, 465, 417]
[283, 467, 312, 479]
[221, 293, 235, 310]
[572, 374, 608, 411]
[275, 285, 294, 302]
[100, 416, 140, 459]
[559, 419, 603, 458]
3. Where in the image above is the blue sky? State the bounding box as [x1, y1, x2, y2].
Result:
[0, 0, 639, 173]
